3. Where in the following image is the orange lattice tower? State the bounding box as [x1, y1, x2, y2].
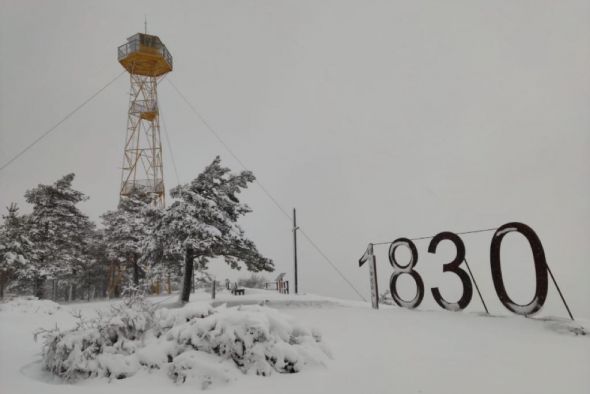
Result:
[117, 32, 173, 207]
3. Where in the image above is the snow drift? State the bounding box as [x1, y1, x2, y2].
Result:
[37, 297, 329, 388]
[0, 296, 62, 315]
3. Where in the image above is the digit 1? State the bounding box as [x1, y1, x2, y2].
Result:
[428, 232, 473, 311]
[359, 244, 379, 309]
[388, 238, 424, 309]
[490, 222, 548, 316]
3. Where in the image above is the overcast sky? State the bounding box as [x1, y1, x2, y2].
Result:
[1, 0, 589, 317]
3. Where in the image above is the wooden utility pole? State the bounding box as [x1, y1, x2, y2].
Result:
[293, 208, 299, 294]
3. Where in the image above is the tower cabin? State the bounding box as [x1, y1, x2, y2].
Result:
[118, 33, 172, 121]
[117, 33, 173, 77]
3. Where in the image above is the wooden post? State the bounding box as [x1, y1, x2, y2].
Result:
[293, 208, 299, 294]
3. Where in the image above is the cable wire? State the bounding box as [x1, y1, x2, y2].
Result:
[166, 77, 367, 301]
[0, 70, 126, 172]
[371, 227, 499, 246]
[166, 79, 293, 220]
[159, 103, 181, 186]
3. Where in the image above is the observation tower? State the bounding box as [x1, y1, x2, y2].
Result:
[117, 32, 173, 207]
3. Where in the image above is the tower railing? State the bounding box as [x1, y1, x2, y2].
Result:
[130, 100, 158, 115]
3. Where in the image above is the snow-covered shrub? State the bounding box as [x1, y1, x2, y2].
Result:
[156, 302, 214, 329]
[39, 301, 329, 386]
[171, 304, 328, 376]
[102, 294, 155, 342]
[39, 295, 155, 381]
[42, 325, 103, 380]
[169, 350, 237, 388]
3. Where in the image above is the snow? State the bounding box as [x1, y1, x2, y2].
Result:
[1, 290, 589, 393]
[0, 296, 62, 314]
[170, 349, 238, 388]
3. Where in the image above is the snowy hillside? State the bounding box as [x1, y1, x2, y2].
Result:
[1, 290, 588, 394]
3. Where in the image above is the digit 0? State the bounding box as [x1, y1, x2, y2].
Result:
[388, 238, 424, 309]
[490, 222, 548, 316]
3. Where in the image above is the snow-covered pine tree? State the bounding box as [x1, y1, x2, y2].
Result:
[149, 156, 274, 303]
[0, 203, 34, 298]
[101, 188, 154, 292]
[24, 173, 94, 299]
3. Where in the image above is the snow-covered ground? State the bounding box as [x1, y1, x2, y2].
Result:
[1, 289, 589, 394]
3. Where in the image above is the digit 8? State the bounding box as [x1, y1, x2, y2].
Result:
[388, 238, 424, 309]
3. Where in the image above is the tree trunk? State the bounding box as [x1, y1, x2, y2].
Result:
[132, 257, 139, 286]
[180, 248, 194, 303]
[133, 264, 139, 286]
[34, 276, 45, 299]
[0, 272, 7, 299]
[192, 269, 195, 293]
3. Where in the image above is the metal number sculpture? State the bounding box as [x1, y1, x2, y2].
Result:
[388, 238, 424, 308]
[359, 222, 573, 319]
[490, 222, 548, 316]
[428, 232, 473, 311]
[358, 244, 379, 309]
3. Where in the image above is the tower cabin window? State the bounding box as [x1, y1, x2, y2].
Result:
[127, 33, 163, 50]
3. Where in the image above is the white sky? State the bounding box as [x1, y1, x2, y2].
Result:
[1, 0, 589, 317]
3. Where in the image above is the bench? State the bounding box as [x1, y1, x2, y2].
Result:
[231, 283, 245, 296]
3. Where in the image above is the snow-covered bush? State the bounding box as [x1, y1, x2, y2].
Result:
[170, 304, 328, 376]
[156, 302, 214, 332]
[169, 350, 237, 388]
[39, 300, 329, 386]
[42, 325, 105, 380]
[39, 295, 155, 381]
[103, 295, 156, 341]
